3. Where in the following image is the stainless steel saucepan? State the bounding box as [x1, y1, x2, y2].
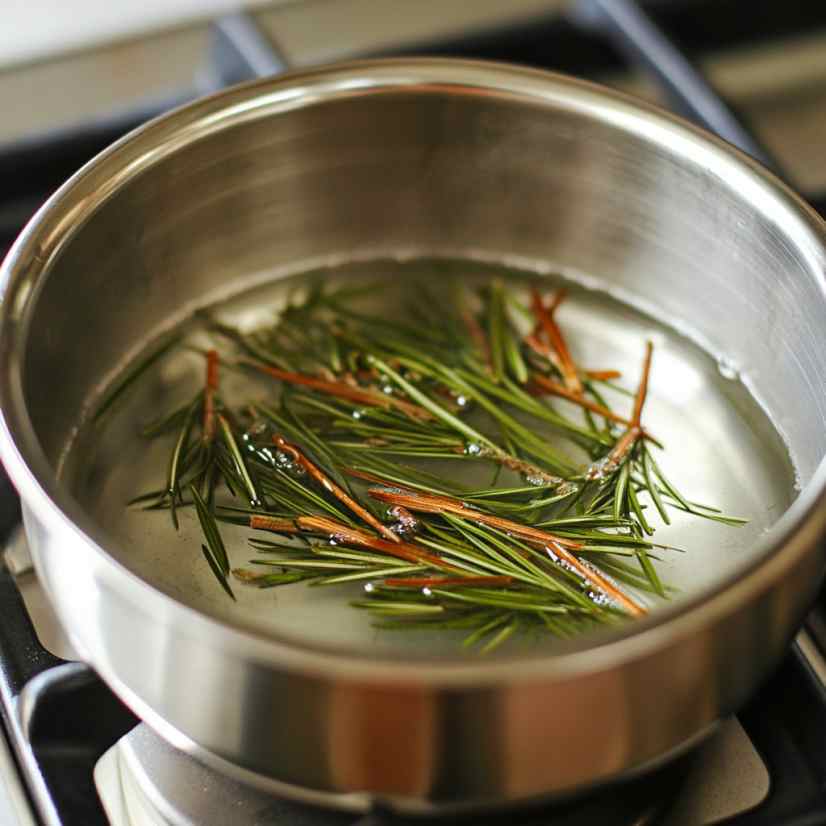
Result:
[1, 59, 826, 814]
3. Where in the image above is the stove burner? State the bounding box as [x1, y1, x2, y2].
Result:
[92, 719, 768, 826]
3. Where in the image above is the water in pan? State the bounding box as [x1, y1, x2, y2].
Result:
[62, 257, 796, 658]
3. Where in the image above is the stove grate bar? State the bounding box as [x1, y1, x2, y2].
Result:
[568, 0, 774, 167]
[204, 12, 290, 91]
[569, 2, 826, 231]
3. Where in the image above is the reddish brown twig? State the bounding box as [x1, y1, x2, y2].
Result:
[367, 487, 645, 616]
[233, 568, 271, 583]
[530, 288, 583, 395]
[384, 575, 514, 588]
[530, 373, 657, 445]
[546, 287, 567, 316]
[607, 341, 654, 466]
[527, 288, 568, 345]
[296, 515, 459, 572]
[545, 541, 644, 617]
[526, 331, 572, 392]
[530, 374, 634, 427]
[202, 350, 220, 443]
[243, 361, 433, 421]
[524, 290, 564, 381]
[632, 341, 653, 427]
[524, 333, 563, 371]
[366, 486, 582, 549]
[585, 369, 622, 381]
[273, 436, 400, 543]
[249, 515, 300, 533]
[524, 336, 620, 383]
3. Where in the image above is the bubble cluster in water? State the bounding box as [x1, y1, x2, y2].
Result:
[241, 421, 272, 451]
[387, 505, 421, 538]
[545, 546, 582, 578]
[257, 446, 276, 465]
[716, 355, 740, 381]
[585, 456, 619, 482]
[587, 590, 611, 607]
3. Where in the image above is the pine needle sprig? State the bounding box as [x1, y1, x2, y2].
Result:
[120, 272, 746, 651]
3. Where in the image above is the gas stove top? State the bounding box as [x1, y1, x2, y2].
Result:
[2, 2, 826, 824]
[92, 717, 767, 825]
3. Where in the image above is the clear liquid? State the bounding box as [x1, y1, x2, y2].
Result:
[63, 258, 796, 658]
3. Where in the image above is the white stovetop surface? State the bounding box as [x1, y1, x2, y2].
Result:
[1, 0, 275, 69]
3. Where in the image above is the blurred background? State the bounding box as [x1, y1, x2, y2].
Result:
[2, 0, 826, 262]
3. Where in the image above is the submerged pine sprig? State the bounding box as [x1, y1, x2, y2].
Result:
[124, 272, 745, 652]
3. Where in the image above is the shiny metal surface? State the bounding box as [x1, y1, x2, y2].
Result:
[93, 718, 768, 826]
[1, 60, 826, 811]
